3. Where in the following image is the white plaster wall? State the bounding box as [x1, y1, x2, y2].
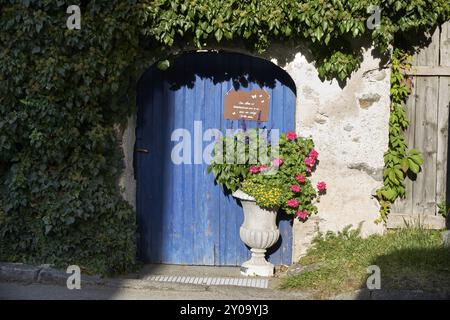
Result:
[120, 43, 390, 263]
[262, 45, 390, 260]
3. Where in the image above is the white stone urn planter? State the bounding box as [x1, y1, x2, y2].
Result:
[232, 189, 280, 277]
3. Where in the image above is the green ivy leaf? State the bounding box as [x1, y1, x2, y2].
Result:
[408, 158, 420, 174]
[215, 29, 223, 42]
[157, 59, 170, 70]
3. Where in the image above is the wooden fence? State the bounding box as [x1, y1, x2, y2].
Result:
[390, 21, 450, 229]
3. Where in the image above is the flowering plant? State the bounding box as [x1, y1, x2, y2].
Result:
[208, 128, 326, 221]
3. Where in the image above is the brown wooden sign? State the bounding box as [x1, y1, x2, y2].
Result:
[224, 89, 270, 121]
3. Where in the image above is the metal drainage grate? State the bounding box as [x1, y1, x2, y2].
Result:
[144, 275, 269, 289]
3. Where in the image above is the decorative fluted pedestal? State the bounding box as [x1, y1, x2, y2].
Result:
[240, 248, 275, 277]
[233, 190, 280, 277]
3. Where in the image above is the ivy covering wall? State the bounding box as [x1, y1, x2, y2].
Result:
[0, 0, 449, 274]
[0, 1, 140, 274]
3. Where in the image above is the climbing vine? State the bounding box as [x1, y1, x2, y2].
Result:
[0, 1, 449, 274]
[375, 49, 424, 223]
[0, 0, 140, 275]
[139, 0, 450, 81]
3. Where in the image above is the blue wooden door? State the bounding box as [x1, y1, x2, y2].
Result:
[136, 52, 296, 266]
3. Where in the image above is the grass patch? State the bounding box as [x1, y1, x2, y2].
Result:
[280, 225, 450, 298]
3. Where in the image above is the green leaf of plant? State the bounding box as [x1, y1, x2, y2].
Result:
[157, 59, 170, 70]
[408, 158, 420, 174]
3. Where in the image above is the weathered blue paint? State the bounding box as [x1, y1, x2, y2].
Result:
[136, 51, 296, 266]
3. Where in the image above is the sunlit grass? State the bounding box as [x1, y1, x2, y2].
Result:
[280, 225, 450, 298]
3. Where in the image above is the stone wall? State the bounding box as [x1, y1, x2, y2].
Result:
[120, 43, 391, 263]
[268, 46, 390, 260]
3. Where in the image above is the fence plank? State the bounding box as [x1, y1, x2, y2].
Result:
[440, 22, 450, 65]
[392, 80, 416, 214]
[437, 21, 450, 209]
[437, 77, 450, 208]
[404, 66, 450, 76]
[412, 76, 439, 215]
[410, 28, 440, 216]
[414, 28, 440, 67]
[390, 23, 449, 225]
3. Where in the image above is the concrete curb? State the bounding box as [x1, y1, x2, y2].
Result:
[0, 262, 106, 287]
[0, 262, 41, 283]
[0, 262, 237, 292]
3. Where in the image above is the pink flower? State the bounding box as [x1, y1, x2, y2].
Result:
[259, 164, 269, 172]
[317, 181, 327, 191]
[305, 156, 316, 167]
[309, 149, 319, 159]
[287, 199, 299, 208]
[272, 158, 284, 167]
[286, 131, 297, 141]
[290, 185, 301, 193]
[306, 167, 312, 174]
[249, 165, 260, 174]
[296, 210, 309, 220]
[295, 175, 305, 183]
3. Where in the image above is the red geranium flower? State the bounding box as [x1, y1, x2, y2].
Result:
[286, 131, 298, 141]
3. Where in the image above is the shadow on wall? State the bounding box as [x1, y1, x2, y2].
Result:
[397, 25, 439, 56]
[159, 50, 297, 95]
[213, 38, 375, 89]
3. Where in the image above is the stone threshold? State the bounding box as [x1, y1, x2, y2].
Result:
[141, 275, 268, 288]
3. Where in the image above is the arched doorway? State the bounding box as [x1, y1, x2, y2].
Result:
[136, 51, 296, 266]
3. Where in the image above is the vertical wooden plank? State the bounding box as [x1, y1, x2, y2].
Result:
[211, 52, 223, 265]
[169, 59, 186, 264]
[201, 54, 217, 265]
[192, 54, 208, 264]
[202, 79, 216, 265]
[437, 21, 450, 211]
[181, 54, 196, 264]
[224, 54, 239, 266]
[412, 76, 439, 215]
[437, 77, 449, 211]
[410, 27, 440, 215]
[182, 57, 194, 265]
[392, 78, 417, 214]
[151, 69, 164, 262]
[218, 55, 229, 266]
[414, 27, 440, 67]
[440, 22, 450, 65]
[161, 67, 175, 263]
[236, 54, 250, 265]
